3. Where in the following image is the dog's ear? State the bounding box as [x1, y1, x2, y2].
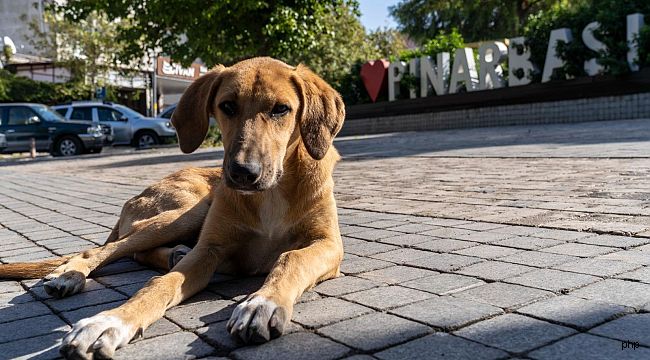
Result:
[171, 65, 225, 153]
[293, 65, 345, 160]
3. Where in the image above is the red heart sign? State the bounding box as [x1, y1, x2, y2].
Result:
[360, 60, 390, 102]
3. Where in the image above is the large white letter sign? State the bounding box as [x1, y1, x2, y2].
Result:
[388, 61, 406, 101]
[542, 28, 573, 82]
[508, 36, 535, 87]
[409, 57, 419, 99]
[449, 48, 478, 93]
[420, 53, 450, 97]
[627, 13, 645, 71]
[582, 22, 607, 76]
[479, 41, 508, 90]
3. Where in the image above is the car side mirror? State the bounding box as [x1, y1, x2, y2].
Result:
[119, 116, 128, 122]
[28, 116, 40, 124]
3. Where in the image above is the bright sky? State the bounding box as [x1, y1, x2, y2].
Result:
[358, 0, 400, 31]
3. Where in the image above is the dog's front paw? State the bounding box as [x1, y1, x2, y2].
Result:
[44, 270, 86, 298]
[226, 294, 289, 343]
[60, 313, 136, 360]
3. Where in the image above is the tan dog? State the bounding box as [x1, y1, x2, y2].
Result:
[0, 57, 345, 359]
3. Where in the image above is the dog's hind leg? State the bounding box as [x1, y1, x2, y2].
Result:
[133, 244, 192, 271]
[44, 201, 209, 298]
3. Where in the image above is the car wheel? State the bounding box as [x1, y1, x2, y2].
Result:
[135, 131, 159, 148]
[54, 136, 83, 157]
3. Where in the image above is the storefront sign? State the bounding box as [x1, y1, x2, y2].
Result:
[361, 13, 645, 102]
[156, 56, 208, 81]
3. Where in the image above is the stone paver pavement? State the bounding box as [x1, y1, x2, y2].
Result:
[1, 118, 649, 359]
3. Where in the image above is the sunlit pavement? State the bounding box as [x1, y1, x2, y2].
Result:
[1, 118, 649, 359]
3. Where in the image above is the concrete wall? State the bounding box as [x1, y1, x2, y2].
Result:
[340, 92, 650, 136]
[0, 0, 45, 56]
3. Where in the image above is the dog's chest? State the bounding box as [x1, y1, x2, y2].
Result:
[256, 190, 290, 239]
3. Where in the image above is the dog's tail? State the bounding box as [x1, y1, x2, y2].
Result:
[0, 256, 72, 279]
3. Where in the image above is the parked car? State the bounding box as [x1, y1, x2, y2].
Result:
[156, 103, 216, 126]
[0, 103, 104, 156]
[0, 133, 6, 152]
[53, 101, 176, 148]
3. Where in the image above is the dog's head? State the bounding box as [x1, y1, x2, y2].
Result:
[171, 57, 345, 193]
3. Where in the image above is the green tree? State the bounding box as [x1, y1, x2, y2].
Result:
[389, 0, 576, 43]
[54, 1, 361, 70]
[27, 8, 127, 98]
[524, 0, 650, 80]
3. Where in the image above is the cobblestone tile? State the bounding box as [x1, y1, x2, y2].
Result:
[317, 312, 430, 351]
[493, 236, 564, 250]
[0, 301, 51, 323]
[0, 291, 35, 307]
[114, 331, 214, 360]
[454, 313, 576, 353]
[293, 297, 373, 328]
[165, 299, 235, 329]
[0, 280, 23, 293]
[370, 248, 432, 264]
[498, 251, 579, 268]
[45, 288, 126, 312]
[454, 282, 555, 309]
[589, 314, 650, 347]
[570, 279, 650, 308]
[599, 250, 650, 265]
[577, 234, 650, 248]
[343, 285, 434, 310]
[379, 233, 436, 246]
[314, 276, 381, 296]
[390, 296, 503, 330]
[553, 258, 642, 277]
[540, 243, 617, 257]
[453, 244, 523, 259]
[348, 229, 404, 241]
[455, 260, 536, 281]
[375, 333, 508, 360]
[533, 229, 592, 241]
[0, 314, 70, 343]
[95, 269, 161, 287]
[195, 321, 242, 352]
[60, 300, 126, 324]
[0, 332, 63, 360]
[615, 267, 650, 283]
[341, 256, 394, 274]
[412, 238, 478, 252]
[528, 333, 650, 360]
[357, 265, 438, 285]
[516, 295, 631, 330]
[343, 241, 398, 256]
[504, 268, 601, 292]
[405, 253, 484, 272]
[231, 332, 349, 360]
[401, 273, 484, 295]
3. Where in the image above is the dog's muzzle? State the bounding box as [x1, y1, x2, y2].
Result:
[227, 161, 262, 190]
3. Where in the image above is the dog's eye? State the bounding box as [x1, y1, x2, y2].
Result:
[219, 101, 237, 116]
[271, 104, 290, 117]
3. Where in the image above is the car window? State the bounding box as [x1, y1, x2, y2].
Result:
[96, 107, 123, 122]
[54, 107, 68, 117]
[7, 107, 40, 125]
[70, 107, 93, 121]
[0, 108, 4, 126]
[159, 106, 175, 119]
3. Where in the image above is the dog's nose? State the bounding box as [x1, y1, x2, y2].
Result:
[229, 161, 261, 186]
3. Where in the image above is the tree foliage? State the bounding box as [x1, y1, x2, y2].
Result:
[524, 0, 650, 80]
[27, 9, 126, 87]
[389, 0, 576, 43]
[53, 1, 367, 81]
[0, 69, 93, 104]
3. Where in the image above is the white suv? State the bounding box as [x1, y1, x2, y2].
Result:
[53, 102, 176, 148]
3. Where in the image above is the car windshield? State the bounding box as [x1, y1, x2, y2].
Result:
[113, 104, 143, 118]
[32, 104, 66, 122]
